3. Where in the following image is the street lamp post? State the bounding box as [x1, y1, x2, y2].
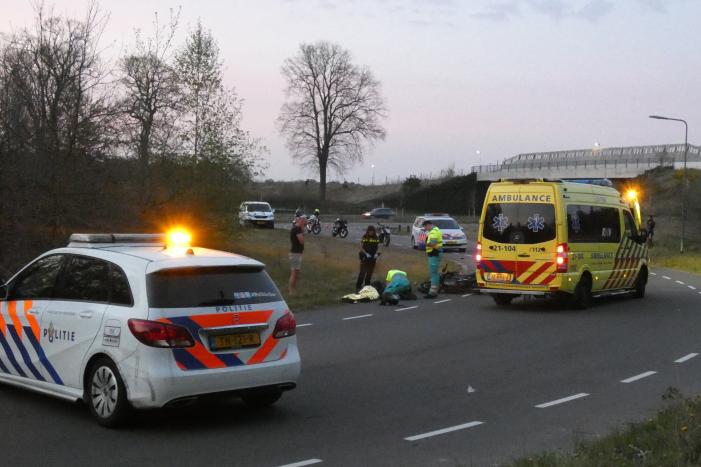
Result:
[371, 164, 375, 185]
[649, 115, 689, 253]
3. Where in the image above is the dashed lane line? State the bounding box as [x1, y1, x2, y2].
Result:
[688, 285, 697, 290]
[404, 421, 484, 441]
[662, 276, 671, 280]
[297, 323, 313, 328]
[276, 459, 323, 467]
[462, 293, 473, 297]
[675, 353, 699, 363]
[535, 393, 589, 409]
[676, 280, 686, 285]
[650, 272, 657, 276]
[342, 314, 373, 321]
[434, 299, 452, 304]
[621, 371, 657, 383]
[395, 306, 418, 312]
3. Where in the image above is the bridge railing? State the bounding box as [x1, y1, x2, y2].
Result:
[472, 144, 701, 173]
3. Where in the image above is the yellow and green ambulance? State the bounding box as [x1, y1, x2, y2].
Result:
[476, 179, 648, 308]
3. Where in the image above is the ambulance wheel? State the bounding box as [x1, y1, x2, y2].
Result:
[573, 275, 592, 310]
[493, 294, 514, 306]
[633, 268, 648, 299]
[85, 357, 131, 428]
[241, 389, 282, 408]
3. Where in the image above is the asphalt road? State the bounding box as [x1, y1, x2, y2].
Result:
[2, 268, 701, 466]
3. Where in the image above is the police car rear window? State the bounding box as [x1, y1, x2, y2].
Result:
[147, 266, 282, 308]
[483, 203, 556, 244]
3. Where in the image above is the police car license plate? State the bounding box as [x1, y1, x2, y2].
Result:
[446, 240, 457, 244]
[210, 332, 260, 351]
[486, 272, 512, 282]
[256, 221, 266, 224]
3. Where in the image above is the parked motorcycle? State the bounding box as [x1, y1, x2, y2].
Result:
[332, 218, 349, 238]
[377, 222, 391, 246]
[305, 215, 322, 235]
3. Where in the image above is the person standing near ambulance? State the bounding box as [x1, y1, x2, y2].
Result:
[422, 219, 443, 298]
[356, 225, 380, 291]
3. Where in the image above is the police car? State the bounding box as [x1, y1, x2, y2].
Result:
[411, 214, 468, 252]
[0, 231, 300, 426]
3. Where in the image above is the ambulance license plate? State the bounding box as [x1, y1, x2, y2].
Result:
[486, 272, 512, 282]
[210, 332, 260, 351]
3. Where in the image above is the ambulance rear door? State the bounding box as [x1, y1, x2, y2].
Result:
[481, 184, 558, 287]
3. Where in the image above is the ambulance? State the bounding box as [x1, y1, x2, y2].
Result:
[0, 231, 300, 426]
[476, 179, 649, 308]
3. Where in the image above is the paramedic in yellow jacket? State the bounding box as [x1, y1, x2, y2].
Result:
[422, 219, 443, 298]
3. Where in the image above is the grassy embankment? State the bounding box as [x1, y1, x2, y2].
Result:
[510, 389, 701, 466]
[211, 228, 433, 311]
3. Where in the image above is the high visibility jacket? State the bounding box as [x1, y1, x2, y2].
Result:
[425, 226, 443, 254]
[386, 269, 407, 283]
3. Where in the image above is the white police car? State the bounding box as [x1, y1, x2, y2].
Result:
[411, 214, 467, 252]
[0, 231, 300, 427]
[239, 201, 275, 229]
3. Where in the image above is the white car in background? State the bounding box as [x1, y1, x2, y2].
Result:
[239, 201, 275, 229]
[0, 231, 300, 427]
[411, 214, 468, 252]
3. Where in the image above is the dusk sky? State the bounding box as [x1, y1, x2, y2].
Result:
[2, 0, 700, 183]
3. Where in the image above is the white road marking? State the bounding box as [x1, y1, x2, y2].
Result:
[535, 393, 589, 408]
[675, 353, 699, 363]
[676, 280, 686, 285]
[462, 293, 473, 297]
[621, 371, 657, 383]
[297, 323, 313, 328]
[276, 459, 323, 467]
[395, 306, 418, 312]
[342, 314, 373, 321]
[434, 299, 452, 304]
[404, 421, 484, 441]
[650, 272, 657, 276]
[688, 285, 697, 290]
[662, 276, 671, 280]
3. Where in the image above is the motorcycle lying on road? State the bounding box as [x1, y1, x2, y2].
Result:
[332, 218, 349, 238]
[305, 215, 322, 235]
[377, 222, 391, 246]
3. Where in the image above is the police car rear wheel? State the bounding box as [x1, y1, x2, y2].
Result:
[86, 357, 130, 427]
[411, 237, 416, 249]
[241, 389, 282, 408]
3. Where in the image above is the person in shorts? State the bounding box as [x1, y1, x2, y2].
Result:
[289, 215, 307, 295]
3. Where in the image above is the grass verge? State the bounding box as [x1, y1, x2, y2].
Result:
[210, 228, 435, 311]
[649, 241, 701, 275]
[510, 389, 701, 467]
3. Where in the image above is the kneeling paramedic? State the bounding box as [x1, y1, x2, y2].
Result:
[382, 269, 413, 305]
[422, 219, 443, 298]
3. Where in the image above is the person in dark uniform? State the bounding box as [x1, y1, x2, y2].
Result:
[356, 225, 380, 291]
[646, 215, 656, 247]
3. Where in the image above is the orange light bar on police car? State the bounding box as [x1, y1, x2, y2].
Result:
[166, 228, 192, 248]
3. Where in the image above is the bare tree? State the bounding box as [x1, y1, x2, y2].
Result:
[0, 3, 112, 238]
[118, 9, 180, 204]
[278, 41, 387, 201]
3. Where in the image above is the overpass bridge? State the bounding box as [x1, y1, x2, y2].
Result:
[471, 144, 701, 181]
